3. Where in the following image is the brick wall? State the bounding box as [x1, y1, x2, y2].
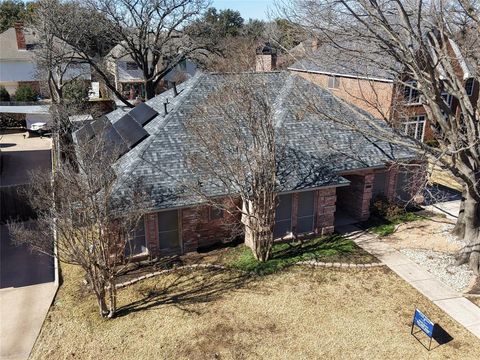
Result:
[384, 165, 399, 201]
[315, 187, 337, 235]
[256, 54, 276, 72]
[291, 71, 394, 119]
[144, 212, 159, 256]
[182, 199, 241, 253]
[337, 172, 374, 221]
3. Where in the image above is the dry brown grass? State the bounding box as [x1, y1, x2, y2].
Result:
[31, 263, 479, 360]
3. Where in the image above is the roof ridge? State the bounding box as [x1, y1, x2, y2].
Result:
[273, 74, 296, 128]
[113, 72, 205, 183]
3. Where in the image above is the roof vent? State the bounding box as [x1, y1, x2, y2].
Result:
[173, 82, 178, 97]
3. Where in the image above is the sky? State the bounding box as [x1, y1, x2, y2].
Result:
[211, 0, 275, 21]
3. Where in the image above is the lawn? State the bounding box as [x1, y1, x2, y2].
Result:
[31, 263, 479, 359]
[219, 235, 378, 274]
[361, 212, 425, 236]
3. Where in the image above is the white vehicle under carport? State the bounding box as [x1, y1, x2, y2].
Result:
[0, 104, 52, 136]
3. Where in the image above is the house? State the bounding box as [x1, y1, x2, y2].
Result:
[390, 38, 479, 143]
[106, 44, 197, 102]
[0, 22, 92, 98]
[73, 71, 422, 258]
[287, 42, 396, 119]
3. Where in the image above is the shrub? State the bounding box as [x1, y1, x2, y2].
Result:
[63, 80, 90, 103]
[14, 85, 38, 102]
[370, 196, 405, 220]
[0, 86, 10, 101]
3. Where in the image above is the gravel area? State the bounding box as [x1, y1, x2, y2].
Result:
[400, 248, 473, 292]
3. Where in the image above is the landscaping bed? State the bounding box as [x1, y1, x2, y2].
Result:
[31, 263, 479, 359]
[117, 235, 378, 283]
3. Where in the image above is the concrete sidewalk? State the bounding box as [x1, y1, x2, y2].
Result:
[337, 225, 480, 339]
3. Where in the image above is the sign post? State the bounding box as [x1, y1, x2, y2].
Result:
[411, 308, 435, 350]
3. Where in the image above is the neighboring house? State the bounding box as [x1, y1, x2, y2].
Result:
[288, 43, 396, 119]
[0, 23, 41, 96]
[106, 44, 197, 101]
[73, 71, 422, 259]
[391, 38, 478, 143]
[0, 22, 92, 98]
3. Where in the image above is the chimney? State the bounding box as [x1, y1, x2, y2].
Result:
[14, 22, 26, 50]
[255, 42, 277, 72]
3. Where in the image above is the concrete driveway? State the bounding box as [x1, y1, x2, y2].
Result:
[0, 224, 57, 360]
[1, 131, 57, 360]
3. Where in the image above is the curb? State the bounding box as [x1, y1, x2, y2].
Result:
[297, 260, 385, 268]
[115, 261, 385, 289]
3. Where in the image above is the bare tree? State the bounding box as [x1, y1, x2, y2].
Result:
[184, 75, 281, 261]
[280, 0, 480, 275]
[33, 0, 216, 106]
[8, 131, 148, 318]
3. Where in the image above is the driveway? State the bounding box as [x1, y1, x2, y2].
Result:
[1, 131, 57, 360]
[0, 225, 57, 360]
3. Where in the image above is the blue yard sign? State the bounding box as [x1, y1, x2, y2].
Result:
[411, 309, 436, 350]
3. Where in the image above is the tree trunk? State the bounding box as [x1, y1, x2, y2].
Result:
[455, 188, 480, 276]
[453, 189, 466, 239]
[87, 271, 110, 317]
[242, 200, 275, 262]
[145, 80, 156, 100]
[107, 278, 117, 318]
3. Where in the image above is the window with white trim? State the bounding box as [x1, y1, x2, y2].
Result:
[441, 92, 453, 108]
[402, 115, 426, 141]
[403, 80, 421, 104]
[327, 76, 340, 89]
[465, 78, 475, 96]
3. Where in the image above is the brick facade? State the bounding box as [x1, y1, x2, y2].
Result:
[337, 172, 374, 221]
[291, 70, 394, 119]
[314, 187, 337, 235]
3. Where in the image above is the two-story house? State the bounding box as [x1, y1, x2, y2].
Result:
[106, 43, 197, 102]
[0, 22, 92, 98]
[287, 42, 396, 120]
[391, 38, 478, 143]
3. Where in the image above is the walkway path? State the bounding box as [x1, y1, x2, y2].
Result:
[337, 224, 480, 339]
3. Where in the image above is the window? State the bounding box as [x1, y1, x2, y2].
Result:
[403, 80, 421, 104]
[327, 76, 340, 89]
[158, 210, 180, 250]
[465, 78, 475, 96]
[373, 171, 387, 198]
[402, 115, 426, 141]
[125, 220, 147, 257]
[297, 191, 315, 234]
[274, 194, 292, 238]
[126, 61, 138, 70]
[441, 92, 453, 108]
[209, 207, 223, 220]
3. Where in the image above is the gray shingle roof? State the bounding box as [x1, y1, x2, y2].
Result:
[95, 71, 416, 211]
[288, 43, 397, 81]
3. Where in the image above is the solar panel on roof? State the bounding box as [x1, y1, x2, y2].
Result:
[113, 114, 149, 149]
[103, 123, 129, 158]
[74, 122, 94, 144]
[91, 116, 110, 133]
[128, 103, 158, 126]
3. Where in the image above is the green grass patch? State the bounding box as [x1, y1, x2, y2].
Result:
[223, 235, 376, 275]
[361, 212, 424, 236]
